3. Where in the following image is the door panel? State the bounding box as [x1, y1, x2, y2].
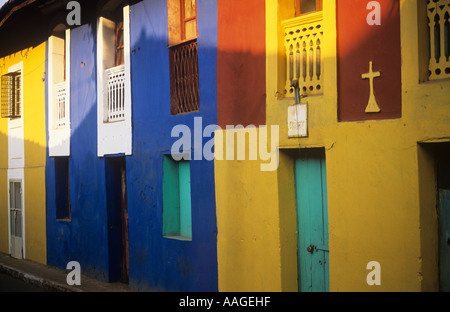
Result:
[9, 181, 23, 259]
[439, 189, 450, 292]
[295, 149, 329, 292]
[106, 156, 129, 283]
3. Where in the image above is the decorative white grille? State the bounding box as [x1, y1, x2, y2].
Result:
[55, 82, 67, 128]
[105, 65, 126, 122]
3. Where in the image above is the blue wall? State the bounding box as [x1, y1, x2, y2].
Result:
[126, 0, 218, 291]
[46, 0, 218, 291]
[46, 22, 113, 282]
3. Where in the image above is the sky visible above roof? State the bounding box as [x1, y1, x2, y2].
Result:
[0, 1, 7, 9]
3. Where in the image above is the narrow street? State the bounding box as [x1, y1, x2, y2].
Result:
[0, 271, 50, 292]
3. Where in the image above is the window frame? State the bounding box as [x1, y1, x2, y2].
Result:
[1, 71, 22, 119]
[162, 155, 192, 240]
[96, 3, 133, 157]
[115, 20, 124, 67]
[168, 0, 200, 115]
[180, 0, 198, 41]
[295, 0, 322, 17]
[48, 28, 71, 157]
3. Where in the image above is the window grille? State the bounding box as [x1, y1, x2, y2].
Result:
[283, 12, 323, 97]
[1, 72, 21, 118]
[427, 0, 450, 80]
[106, 65, 126, 122]
[55, 82, 67, 128]
[169, 39, 200, 115]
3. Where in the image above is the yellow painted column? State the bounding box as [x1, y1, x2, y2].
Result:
[23, 43, 47, 264]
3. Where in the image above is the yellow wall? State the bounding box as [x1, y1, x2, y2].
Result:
[23, 44, 47, 264]
[0, 159, 7, 254]
[0, 43, 47, 264]
[216, 0, 450, 291]
[23, 45, 47, 170]
[215, 127, 299, 291]
[24, 167, 47, 264]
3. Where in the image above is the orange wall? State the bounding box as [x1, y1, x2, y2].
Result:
[336, 0, 402, 121]
[217, 0, 266, 128]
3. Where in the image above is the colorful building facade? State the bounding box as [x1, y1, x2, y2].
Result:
[0, 1, 48, 265]
[216, 0, 450, 292]
[0, 0, 449, 293]
[44, 0, 219, 291]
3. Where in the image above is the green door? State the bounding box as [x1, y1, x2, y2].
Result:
[295, 149, 329, 292]
[439, 189, 450, 292]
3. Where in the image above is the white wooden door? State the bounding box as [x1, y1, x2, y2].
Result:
[9, 181, 23, 259]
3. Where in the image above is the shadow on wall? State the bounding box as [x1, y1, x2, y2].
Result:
[45, 0, 221, 291]
[0, 130, 47, 264]
[0, 2, 54, 57]
[0, 0, 414, 292]
[42, 0, 268, 291]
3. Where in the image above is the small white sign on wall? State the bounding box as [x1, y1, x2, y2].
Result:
[288, 103, 308, 138]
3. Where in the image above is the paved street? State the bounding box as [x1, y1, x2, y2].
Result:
[0, 271, 50, 292]
[0, 252, 130, 292]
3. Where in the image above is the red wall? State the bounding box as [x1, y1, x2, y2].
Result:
[337, 0, 402, 121]
[217, 0, 266, 128]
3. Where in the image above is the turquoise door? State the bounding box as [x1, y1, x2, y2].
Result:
[439, 189, 450, 292]
[295, 149, 329, 292]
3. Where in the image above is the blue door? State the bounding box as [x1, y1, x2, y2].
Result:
[295, 149, 329, 292]
[439, 189, 450, 292]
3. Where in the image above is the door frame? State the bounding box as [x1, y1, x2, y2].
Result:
[105, 156, 129, 283]
[438, 189, 450, 291]
[7, 169, 25, 259]
[294, 148, 329, 292]
[418, 142, 450, 291]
